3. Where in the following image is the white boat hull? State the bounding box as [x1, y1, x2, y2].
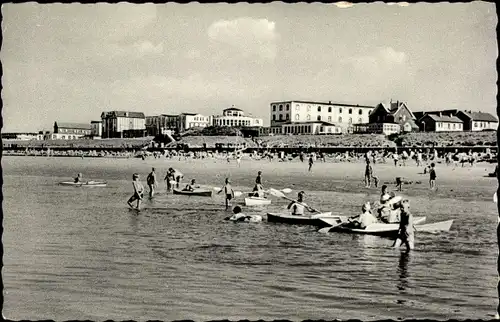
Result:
[244, 197, 272, 206]
[59, 181, 107, 187]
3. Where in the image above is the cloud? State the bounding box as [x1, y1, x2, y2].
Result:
[334, 2, 354, 8]
[207, 17, 278, 60]
[344, 46, 407, 71]
[132, 41, 164, 55]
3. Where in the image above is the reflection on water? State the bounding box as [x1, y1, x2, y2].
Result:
[397, 250, 411, 291]
[2, 157, 498, 320]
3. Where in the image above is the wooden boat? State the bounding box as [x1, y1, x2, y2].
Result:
[244, 197, 272, 206]
[324, 217, 451, 238]
[172, 188, 213, 197]
[59, 181, 107, 187]
[266, 212, 343, 227]
[319, 216, 426, 228]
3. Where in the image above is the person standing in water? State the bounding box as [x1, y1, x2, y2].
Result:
[308, 155, 314, 171]
[146, 167, 157, 198]
[364, 160, 379, 188]
[393, 199, 415, 250]
[127, 173, 145, 210]
[217, 178, 235, 210]
[429, 162, 437, 190]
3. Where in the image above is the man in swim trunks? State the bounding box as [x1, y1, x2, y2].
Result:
[217, 178, 235, 210]
[393, 199, 415, 250]
[146, 167, 157, 198]
[287, 191, 317, 215]
[127, 173, 144, 210]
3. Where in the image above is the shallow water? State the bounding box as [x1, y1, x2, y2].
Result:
[2, 156, 498, 320]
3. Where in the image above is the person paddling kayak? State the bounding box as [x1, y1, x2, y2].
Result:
[287, 191, 318, 215]
[347, 202, 378, 229]
[183, 179, 199, 192]
[74, 173, 83, 183]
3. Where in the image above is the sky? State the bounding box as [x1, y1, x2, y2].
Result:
[1, 2, 497, 132]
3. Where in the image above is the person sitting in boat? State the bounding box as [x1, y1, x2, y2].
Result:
[225, 206, 263, 222]
[251, 183, 266, 198]
[287, 191, 317, 216]
[348, 202, 378, 229]
[183, 179, 199, 192]
[380, 185, 390, 204]
[74, 173, 83, 183]
[379, 195, 402, 223]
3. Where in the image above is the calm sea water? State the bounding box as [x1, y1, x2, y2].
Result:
[2, 156, 498, 320]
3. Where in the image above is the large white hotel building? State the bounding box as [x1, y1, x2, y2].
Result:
[269, 100, 375, 134]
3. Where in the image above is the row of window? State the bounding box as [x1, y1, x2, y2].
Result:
[474, 121, 493, 128]
[272, 114, 361, 123]
[188, 123, 208, 128]
[272, 104, 365, 115]
[59, 128, 90, 134]
[437, 122, 462, 130]
[214, 119, 252, 126]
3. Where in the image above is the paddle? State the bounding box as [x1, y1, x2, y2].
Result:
[267, 188, 320, 214]
[213, 187, 292, 198]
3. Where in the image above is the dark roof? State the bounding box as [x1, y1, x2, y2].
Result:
[422, 114, 463, 123]
[270, 100, 375, 109]
[283, 121, 338, 126]
[463, 111, 498, 122]
[161, 114, 178, 117]
[224, 107, 243, 112]
[90, 120, 102, 123]
[102, 111, 145, 118]
[181, 113, 200, 116]
[55, 122, 91, 129]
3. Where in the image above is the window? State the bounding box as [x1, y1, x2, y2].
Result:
[318, 106, 321, 112]
[358, 118, 362, 123]
[279, 114, 283, 121]
[307, 114, 311, 120]
[273, 115, 276, 121]
[273, 105, 276, 112]
[286, 104, 290, 111]
[317, 115, 321, 121]
[295, 114, 299, 120]
[359, 109, 363, 115]
[307, 105, 311, 112]
[339, 116, 342, 123]
[349, 117, 352, 124]
[339, 108, 343, 114]
[453, 123, 456, 129]
[348, 109, 353, 114]
[474, 122, 478, 127]
[328, 107, 332, 113]
[286, 114, 289, 120]
[447, 123, 450, 129]
[296, 104, 300, 111]
[328, 116, 332, 122]
[279, 104, 283, 111]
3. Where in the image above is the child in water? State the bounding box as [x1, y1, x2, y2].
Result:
[127, 173, 144, 210]
[429, 163, 437, 190]
[217, 178, 235, 210]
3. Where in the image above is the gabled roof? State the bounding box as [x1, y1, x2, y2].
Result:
[55, 122, 91, 129]
[181, 112, 202, 116]
[102, 111, 145, 118]
[461, 111, 498, 122]
[422, 114, 463, 123]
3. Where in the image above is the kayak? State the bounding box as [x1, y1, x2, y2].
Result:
[245, 197, 272, 206]
[227, 214, 264, 222]
[267, 212, 343, 227]
[322, 217, 456, 238]
[319, 216, 426, 228]
[59, 181, 107, 187]
[172, 188, 213, 197]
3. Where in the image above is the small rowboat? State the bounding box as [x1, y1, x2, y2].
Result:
[245, 197, 272, 206]
[319, 216, 426, 228]
[267, 212, 342, 227]
[172, 188, 213, 197]
[59, 181, 107, 187]
[323, 217, 452, 237]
